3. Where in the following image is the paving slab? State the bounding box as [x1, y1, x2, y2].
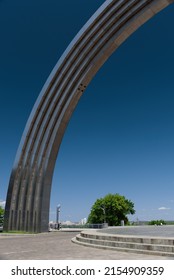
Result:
[0, 228, 174, 260]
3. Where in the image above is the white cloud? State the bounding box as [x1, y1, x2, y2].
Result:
[0, 200, 6, 208]
[158, 206, 170, 211]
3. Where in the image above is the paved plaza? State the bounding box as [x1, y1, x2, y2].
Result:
[0, 227, 174, 260]
[100, 225, 174, 238]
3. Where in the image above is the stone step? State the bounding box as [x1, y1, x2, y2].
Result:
[72, 231, 174, 257]
[81, 231, 174, 246]
[72, 236, 174, 257]
[76, 234, 174, 253]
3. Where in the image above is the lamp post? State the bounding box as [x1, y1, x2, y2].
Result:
[56, 204, 61, 229]
[101, 205, 106, 223]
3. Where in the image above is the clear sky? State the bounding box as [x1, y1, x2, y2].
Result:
[0, 0, 174, 223]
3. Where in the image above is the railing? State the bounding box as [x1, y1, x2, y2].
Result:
[49, 223, 108, 230]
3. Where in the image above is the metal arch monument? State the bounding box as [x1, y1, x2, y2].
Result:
[4, 0, 174, 232]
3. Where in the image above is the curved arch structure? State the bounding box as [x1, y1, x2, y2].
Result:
[4, 0, 174, 232]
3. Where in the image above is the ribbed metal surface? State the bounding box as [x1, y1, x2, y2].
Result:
[4, 0, 174, 232]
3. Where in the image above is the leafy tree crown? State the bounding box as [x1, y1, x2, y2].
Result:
[87, 193, 135, 226]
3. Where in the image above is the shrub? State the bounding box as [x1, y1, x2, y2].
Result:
[148, 219, 166, 225]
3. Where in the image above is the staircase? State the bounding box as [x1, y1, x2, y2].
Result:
[72, 230, 174, 257]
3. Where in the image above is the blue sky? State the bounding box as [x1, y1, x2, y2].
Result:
[0, 0, 174, 223]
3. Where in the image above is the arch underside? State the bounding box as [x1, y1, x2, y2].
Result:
[4, 0, 174, 232]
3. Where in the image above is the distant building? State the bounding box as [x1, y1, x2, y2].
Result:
[80, 218, 87, 225]
[61, 220, 75, 226]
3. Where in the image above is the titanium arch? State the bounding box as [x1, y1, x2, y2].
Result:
[4, 0, 174, 232]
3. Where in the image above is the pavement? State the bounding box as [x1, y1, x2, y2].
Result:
[99, 225, 174, 238]
[0, 228, 174, 260]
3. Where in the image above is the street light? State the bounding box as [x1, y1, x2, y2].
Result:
[101, 205, 106, 223]
[56, 204, 61, 226]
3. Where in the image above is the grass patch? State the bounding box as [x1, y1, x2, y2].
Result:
[1, 230, 36, 234]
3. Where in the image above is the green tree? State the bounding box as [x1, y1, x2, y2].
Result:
[148, 219, 166, 225]
[0, 206, 5, 226]
[87, 193, 135, 226]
